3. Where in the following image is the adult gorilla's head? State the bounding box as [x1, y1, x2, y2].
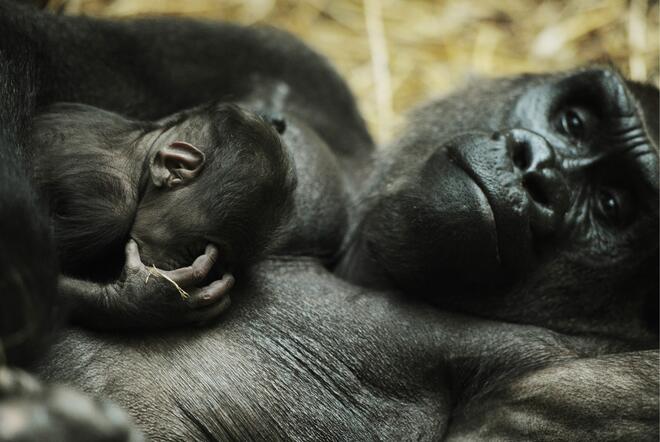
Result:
[339, 67, 658, 339]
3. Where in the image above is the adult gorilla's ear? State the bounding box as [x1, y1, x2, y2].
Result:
[150, 141, 206, 188]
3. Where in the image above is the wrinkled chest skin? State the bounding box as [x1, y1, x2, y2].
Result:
[36, 260, 451, 441]
[34, 260, 646, 441]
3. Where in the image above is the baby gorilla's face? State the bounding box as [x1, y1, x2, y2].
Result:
[131, 103, 296, 275]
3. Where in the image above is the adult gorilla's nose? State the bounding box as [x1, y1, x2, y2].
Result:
[504, 128, 569, 237]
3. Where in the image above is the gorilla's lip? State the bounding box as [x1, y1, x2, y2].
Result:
[445, 147, 502, 264]
[444, 135, 533, 270]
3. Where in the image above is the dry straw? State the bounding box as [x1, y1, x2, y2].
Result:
[146, 265, 191, 299]
[49, 0, 659, 144]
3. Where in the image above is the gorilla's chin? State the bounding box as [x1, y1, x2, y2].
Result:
[346, 146, 505, 293]
[351, 132, 537, 295]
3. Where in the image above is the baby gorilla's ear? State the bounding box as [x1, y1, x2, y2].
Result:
[150, 141, 206, 188]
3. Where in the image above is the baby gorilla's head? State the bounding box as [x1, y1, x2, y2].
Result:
[131, 103, 296, 276]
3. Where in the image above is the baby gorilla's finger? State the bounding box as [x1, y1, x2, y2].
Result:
[186, 295, 232, 327]
[187, 273, 235, 308]
[124, 240, 143, 270]
[164, 244, 219, 287]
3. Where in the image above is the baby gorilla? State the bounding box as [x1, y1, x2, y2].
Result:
[29, 102, 295, 329]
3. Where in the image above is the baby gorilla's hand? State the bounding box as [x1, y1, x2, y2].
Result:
[0, 368, 143, 441]
[108, 240, 234, 327]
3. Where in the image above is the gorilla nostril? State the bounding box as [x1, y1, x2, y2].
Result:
[523, 174, 550, 207]
[512, 141, 531, 170]
[491, 131, 502, 142]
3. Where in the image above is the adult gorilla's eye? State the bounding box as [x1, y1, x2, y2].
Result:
[596, 187, 633, 227]
[559, 108, 585, 139]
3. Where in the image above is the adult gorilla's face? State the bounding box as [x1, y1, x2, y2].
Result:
[342, 68, 659, 337]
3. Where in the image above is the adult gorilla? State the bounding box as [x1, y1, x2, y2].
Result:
[339, 68, 659, 341]
[36, 69, 658, 441]
[0, 2, 656, 441]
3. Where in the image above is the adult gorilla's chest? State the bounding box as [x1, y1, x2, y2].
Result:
[35, 260, 452, 441]
[34, 260, 627, 441]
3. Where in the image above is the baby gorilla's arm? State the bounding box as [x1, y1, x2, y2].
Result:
[59, 241, 234, 329]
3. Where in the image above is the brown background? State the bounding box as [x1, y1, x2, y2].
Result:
[48, 0, 660, 143]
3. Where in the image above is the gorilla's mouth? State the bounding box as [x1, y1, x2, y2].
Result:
[445, 146, 502, 264]
[444, 133, 534, 272]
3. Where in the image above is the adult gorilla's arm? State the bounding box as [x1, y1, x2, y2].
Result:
[0, 1, 372, 157]
[0, 3, 57, 365]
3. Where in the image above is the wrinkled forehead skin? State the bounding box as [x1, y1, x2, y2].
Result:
[411, 67, 657, 139]
[381, 67, 659, 192]
[401, 68, 657, 253]
[627, 79, 660, 147]
[509, 68, 659, 189]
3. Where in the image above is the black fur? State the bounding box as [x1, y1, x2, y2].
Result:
[0, 2, 657, 441]
[339, 67, 659, 340]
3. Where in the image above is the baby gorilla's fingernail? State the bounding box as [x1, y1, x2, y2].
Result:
[191, 274, 235, 308]
[221, 273, 235, 290]
[205, 244, 218, 255]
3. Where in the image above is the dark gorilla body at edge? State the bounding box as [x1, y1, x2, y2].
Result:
[0, 2, 657, 441]
[0, 1, 367, 439]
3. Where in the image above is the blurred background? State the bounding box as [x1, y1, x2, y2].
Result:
[47, 0, 659, 143]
